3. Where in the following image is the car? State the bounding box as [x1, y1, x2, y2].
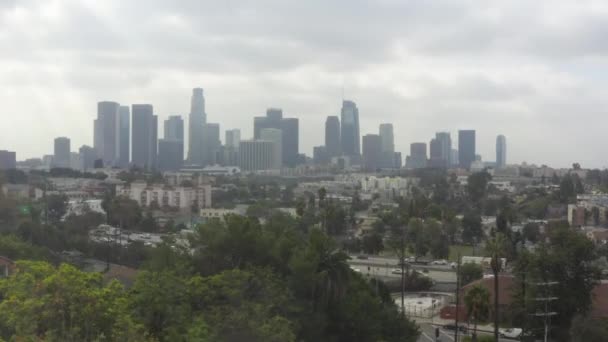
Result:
[442, 324, 468, 334]
[450, 262, 457, 269]
[356, 255, 369, 260]
[391, 268, 404, 275]
[499, 327, 522, 339]
[431, 259, 448, 265]
[350, 266, 361, 273]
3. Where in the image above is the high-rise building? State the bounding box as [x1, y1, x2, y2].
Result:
[225, 129, 241, 151]
[379, 123, 395, 168]
[260, 128, 283, 170]
[0, 150, 16, 170]
[429, 138, 442, 168]
[496, 135, 507, 168]
[394, 152, 402, 169]
[406, 143, 427, 169]
[340, 100, 360, 158]
[95, 101, 120, 167]
[458, 130, 476, 169]
[79, 145, 96, 171]
[224, 129, 241, 166]
[313, 146, 330, 165]
[164, 115, 184, 163]
[132, 104, 158, 170]
[70, 152, 81, 171]
[325, 116, 341, 157]
[53, 137, 71, 168]
[254, 108, 282, 139]
[118, 105, 130, 167]
[362, 134, 382, 172]
[238, 140, 275, 171]
[281, 118, 299, 167]
[188, 88, 206, 166]
[450, 149, 459, 167]
[202, 123, 220, 166]
[158, 139, 183, 171]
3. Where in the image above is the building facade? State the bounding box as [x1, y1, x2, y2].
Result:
[458, 130, 476, 169]
[362, 134, 382, 172]
[118, 105, 130, 167]
[260, 128, 283, 170]
[53, 137, 71, 168]
[238, 140, 275, 171]
[325, 116, 341, 158]
[0, 150, 16, 170]
[116, 182, 212, 210]
[188, 88, 206, 166]
[340, 100, 360, 158]
[407, 142, 427, 169]
[95, 101, 120, 167]
[496, 134, 507, 169]
[131, 104, 158, 170]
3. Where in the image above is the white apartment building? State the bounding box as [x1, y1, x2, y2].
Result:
[116, 182, 212, 210]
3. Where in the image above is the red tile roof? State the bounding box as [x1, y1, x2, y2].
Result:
[461, 274, 515, 307]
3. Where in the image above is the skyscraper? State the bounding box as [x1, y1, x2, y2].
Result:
[0, 150, 16, 170]
[260, 128, 283, 170]
[407, 143, 427, 169]
[362, 134, 382, 172]
[238, 140, 275, 171]
[79, 145, 96, 171]
[188, 88, 206, 166]
[253, 108, 282, 139]
[325, 116, 341, 157]
[158, 139, 183, 172]
[202, 123, 221, 166]
[53, 137, 71, 168]
[458, 130, 476, 169]
[132, 104, 158, 170]
[118, 105, 130, 167]
[340, 100, 360, 158]
[379, 123, 395, 168]
[281, 118, 299, 167]
[496, 134, 507, 168]
[429, 138, 442, 168]
[164, 115, 184, 163]
[95, 101, 120, 167]
[224, 129, 241, 166]
[313, 146, 330, 165]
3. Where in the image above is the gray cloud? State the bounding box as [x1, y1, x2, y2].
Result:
[1, 0, 608, 168]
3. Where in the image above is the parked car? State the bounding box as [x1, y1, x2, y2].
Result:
[356, 255, 369, 260]
[499, 327, 522, 339]
[431, 259, 448, 265]
[391, 268, 404, 275]
[450, 262, 457, 269]
[442, 324, 468, 334]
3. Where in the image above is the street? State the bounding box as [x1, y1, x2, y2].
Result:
[416, 322, 516, 342]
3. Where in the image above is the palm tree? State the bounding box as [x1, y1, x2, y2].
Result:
[486, 233, 507, 341]
[309, 229, 351, 309]
[464, 285, 490, 341]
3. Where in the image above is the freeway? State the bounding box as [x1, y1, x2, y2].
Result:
[348, 260, 458, 283]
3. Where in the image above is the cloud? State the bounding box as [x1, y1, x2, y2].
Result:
[1, 0, 608, 168]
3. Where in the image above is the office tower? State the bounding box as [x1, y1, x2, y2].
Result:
[496, 135, 507, 168]
[313, 146, 330, 165]
[69, 152, 80, 171]
[95, 101, 120, 167]
[407, 143, 427, 169]
[188, 88, 206, 165]
[164, 115, 184, 163]
[260, 128, 283, 170]
[458, 130, 476, 169]
[0, 150, 16, 170]
[158, 139, 183, 171]
[325, 116, 341, 157]
[79, 145, 96, 171]
[340, 100, 360, 157]
[436, 132, 452, 166]
[53, 137, 71, 168]
[281, 118, 299, 167]
[362, 134, 382, 172]
[450, 149, 459, 167]
[202, 123, 220, 166]
[253, 108, 299, 167]
[238, 140, 275, 171]
[42, 155, 54, 168]
[394, 152, 402, 169]
[224, 129, 241, 166]
[132, 104, 158, 170]
[225, 129, 241, 151]
[429, 138, 442, 168]
[379, 123, 395, 168]
[118, 105, 130, 167]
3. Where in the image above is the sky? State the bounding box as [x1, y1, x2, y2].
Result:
[1, 0, 608, 168]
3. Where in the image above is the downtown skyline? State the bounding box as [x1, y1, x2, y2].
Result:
[2, 1, 608, 168]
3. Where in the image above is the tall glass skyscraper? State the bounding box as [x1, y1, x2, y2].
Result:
[325, 116, 340, 158]
[188, 88, 206, 165]
[496, 134, 507, 168]
[458, 130, 476, 170]
[118, 105, 130, 167]
[340, 100, 360, 158]
[132, 104, 157, 170]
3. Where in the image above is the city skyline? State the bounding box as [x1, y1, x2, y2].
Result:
[2, 1, 608, 168]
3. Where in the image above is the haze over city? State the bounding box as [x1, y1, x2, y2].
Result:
[2, 0, 608, 167]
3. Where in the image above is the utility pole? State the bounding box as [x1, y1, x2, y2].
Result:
[400, 225, 406, 318]
[530, 280, 558, 342]
[454, 252, 461, 342]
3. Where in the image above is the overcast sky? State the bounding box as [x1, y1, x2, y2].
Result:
[1, 0, 608, 168]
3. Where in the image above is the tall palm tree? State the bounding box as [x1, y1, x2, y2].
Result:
[464, 285, 490, 341]
[486, 233, 507, 341]
[309, 229, 351, 309]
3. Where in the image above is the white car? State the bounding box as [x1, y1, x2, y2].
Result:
[499, 328, 522, 339]
[431, 259, 448, 265]
[391, 268, 404, 275]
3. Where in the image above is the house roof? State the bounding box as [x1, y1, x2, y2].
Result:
[461, 274, 515, 306]
[102, 264, 139, 288]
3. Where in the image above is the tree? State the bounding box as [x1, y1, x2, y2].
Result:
[361, 233, 384, 255]
[460, 262, 484, 285]
[486, 233, 508, 341]
[522, 222, 540, 243]
[46, 193, 68, 223]
[569, 314, 608, 342]
[108, 196, 142, 229]
[464, 285, 490, 341]
[462, 211, 483, 244]
[467, 171, 492, 204]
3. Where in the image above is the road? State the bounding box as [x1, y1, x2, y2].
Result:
[416, 323, 516, 342]
[348, 261, 458, 283]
